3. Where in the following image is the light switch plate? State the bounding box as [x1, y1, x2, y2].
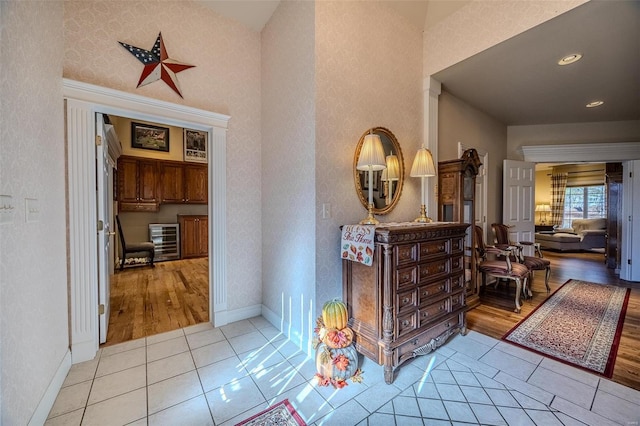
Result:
[0, 195, 14, 225]
[25, 198, 39, 223]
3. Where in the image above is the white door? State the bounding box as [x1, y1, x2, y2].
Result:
[96, 113, 112, 344]
[503, 159, 536, 256]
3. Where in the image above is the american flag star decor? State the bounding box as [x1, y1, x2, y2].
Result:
[119, 32, 195, 98]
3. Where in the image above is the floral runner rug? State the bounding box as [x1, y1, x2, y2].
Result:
[235, 399, 306, 426]
[502, 279, 630, 377]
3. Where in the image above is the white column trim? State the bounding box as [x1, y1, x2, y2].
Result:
[66, 98, 99, 363]
[521, 142, 640, 162]
[424, 77, 442, 220]
[63, 79, 230, 363]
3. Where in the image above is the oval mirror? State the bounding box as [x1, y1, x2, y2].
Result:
[353, 127, 404, 215]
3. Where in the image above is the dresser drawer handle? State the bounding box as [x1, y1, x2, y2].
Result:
[412, 339, 419, 345]
[446, 321, 451, 328]
[422, 312, 428, 317]
[402, 297, 410, 304]
[439, 285, 445, 291]
[402, 320, 410, 327]
[423, 290, 429, 296]
[439, 305, 444, 311]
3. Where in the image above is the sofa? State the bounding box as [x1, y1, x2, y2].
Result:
[535, 218, 606, 252]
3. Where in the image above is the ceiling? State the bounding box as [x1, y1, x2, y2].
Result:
[199, 1, 639, 126]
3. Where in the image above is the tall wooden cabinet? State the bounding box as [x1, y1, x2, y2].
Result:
[178, 215, 208, 258]
[437, 149, 482, 309]
[605, 162, 623, 270]
[343, 223, 469, 384]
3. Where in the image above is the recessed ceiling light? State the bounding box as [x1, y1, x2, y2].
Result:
[558, 53, 582, 65]
[586, 101, 604, 108]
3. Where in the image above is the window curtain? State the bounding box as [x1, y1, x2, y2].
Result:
[550, 173, 568, 226]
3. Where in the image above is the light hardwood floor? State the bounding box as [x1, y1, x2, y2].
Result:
[106, 257, 209, 345]
[105, 251, 640, 391]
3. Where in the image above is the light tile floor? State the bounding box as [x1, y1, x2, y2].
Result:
[46, 317, 640, 426]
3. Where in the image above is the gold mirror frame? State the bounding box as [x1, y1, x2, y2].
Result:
[353, 127, 404, 215]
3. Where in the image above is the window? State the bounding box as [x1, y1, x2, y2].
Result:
[562, 185, 605, 228]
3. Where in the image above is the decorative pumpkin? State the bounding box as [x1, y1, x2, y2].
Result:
[322, 299, 348, 330]
[315, 343, 359, 382]
[322, 327, 354, 349]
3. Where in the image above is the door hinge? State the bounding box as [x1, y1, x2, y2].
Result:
[99, 304, 105, 315]
[96, 135, 102, 146]
[97, 220, 104, 231]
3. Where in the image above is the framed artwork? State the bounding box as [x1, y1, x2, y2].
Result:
[183, 128, 208, 163]
[131, 122, 170, 152]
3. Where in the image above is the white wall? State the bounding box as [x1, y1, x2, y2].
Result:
[0, 2, 69, 423]
[64, 0, 263, 313]
[315, 1, 423, 315]
[261, 1, 316, 350]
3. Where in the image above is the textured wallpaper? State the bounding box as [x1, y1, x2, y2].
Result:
[0, 2, 69, 424]
[261, 1, 316, 348]
[315, 1, 424, 310]
[423, 0, 586, 77]
[63, 1, 263, 311]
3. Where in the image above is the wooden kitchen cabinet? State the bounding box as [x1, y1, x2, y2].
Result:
[159, 161, 207, 204]
[178, 215, 208, 258]
[342, 222, 468, 384]
[184, 165, 208, 203]
[117, 156, 159, 212]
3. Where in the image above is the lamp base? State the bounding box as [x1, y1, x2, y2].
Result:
[360, 203, 380, 225]
[414, 205, 433, 223]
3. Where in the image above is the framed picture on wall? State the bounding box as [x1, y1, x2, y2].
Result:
[184, 128, 208, 163]
[131, 122, 170, 152]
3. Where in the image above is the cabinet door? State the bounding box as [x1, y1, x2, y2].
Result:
[118, 158, 139, 203]
[160, 162, 185, 203]
[198, 216, 208, 256]
[184, 165, 208, 203]
[181, 217, 199, 258]
[138, 160, 158, 203]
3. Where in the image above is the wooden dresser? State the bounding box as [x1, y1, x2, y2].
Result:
[342, 222, 468, 384]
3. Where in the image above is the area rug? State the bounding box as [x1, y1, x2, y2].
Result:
[502, 279, 630, 377]
[235, 399, 306, 426]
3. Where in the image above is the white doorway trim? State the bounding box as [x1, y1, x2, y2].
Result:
[63, 79, 230, 363]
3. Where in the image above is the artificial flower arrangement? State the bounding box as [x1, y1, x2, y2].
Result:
[313, 299, 363, 388]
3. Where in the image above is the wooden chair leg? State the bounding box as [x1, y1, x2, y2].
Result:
[514, 278, 522, 313]
[544, 267, 551, 292]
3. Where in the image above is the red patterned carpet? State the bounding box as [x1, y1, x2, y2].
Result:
[235, 399, 306, 426]
[503, 279, 630, 377]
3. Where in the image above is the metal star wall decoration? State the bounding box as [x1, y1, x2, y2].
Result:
[119, 32, 195, 98]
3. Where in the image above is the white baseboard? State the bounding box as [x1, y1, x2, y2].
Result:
[29, 349, 72, 426]
[215, 304, 262, 327]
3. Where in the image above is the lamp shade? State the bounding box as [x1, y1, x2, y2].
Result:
[536, 204, 551, 212]
[410, 147, 436, 177]
[385, 152, 400, 181]
[357, 134, 386, 171]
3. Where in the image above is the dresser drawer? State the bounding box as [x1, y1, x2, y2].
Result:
[396, 266, 417, 291]
[451, 237, 464, 254]
[451, 291, 464, 311]
[451, 254, 464, 274]
[394, 316, 459, 364]
[418, 297, 450, 327]
[418, 280, 448, 306]
[418, 240, 448, 260]
[395, 243, 418, 267]
[396, 311, 417, 338]
[418, 258, 449, 284]
[451, 273, 465, 292]
[396, 288, 417, 313]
